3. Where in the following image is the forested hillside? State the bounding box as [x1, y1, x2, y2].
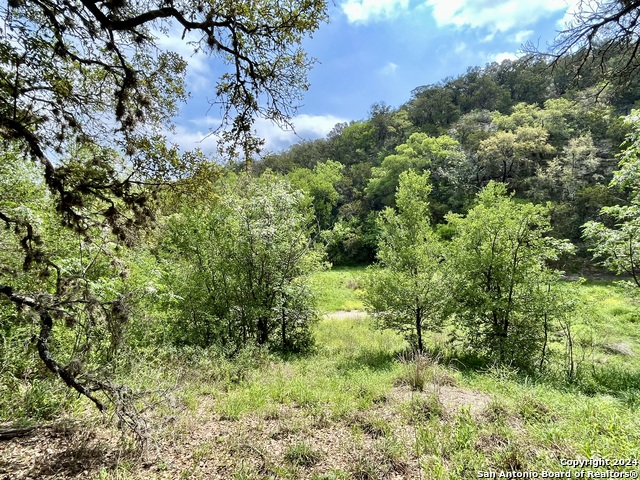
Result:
[258, 56, 639, 264]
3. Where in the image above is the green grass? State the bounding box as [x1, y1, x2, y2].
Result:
[566, 280, 640, 397]
[5, 276, 640, 479]
[284, 441, 322, 466]
[183, 288, 639, 476]
[214, 316, 406, 420]
[309, 266, 366, 312]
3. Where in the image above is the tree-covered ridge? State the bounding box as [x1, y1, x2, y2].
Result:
[257, 57, 637, 264]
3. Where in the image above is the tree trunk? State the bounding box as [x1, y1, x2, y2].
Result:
[281, 306, 287, 350]
[539, 284, 551, 371]
[257, 317, 269, 345]
[539, 311, 549, 371]
[415, 306, 423, 353]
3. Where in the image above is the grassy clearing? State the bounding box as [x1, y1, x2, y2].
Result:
[2, 275, 640, 479]
[309, 266, 366, 312]
[577, 281, 640, 360]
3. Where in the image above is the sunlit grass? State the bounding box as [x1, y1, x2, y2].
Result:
[309, 266, 366, 312]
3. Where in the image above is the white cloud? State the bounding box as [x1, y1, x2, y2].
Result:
[482, 32, 496, 43]
[378, 62, 399, 76]
[454, 42, 467, 54]
[513, 29, 534, 43]
[491, 51, 519, 63]
[168, 114, 348, 154]
[425, 0, 567, 32]
[342, 0, 410, 23]
[166, 124, 220, 154]
[254, 114, 349, 151]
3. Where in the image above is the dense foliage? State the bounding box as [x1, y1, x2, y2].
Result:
[584, 111, 640, 289]
[259, 57, 633, 265]
[0, 0, 328, 431]
[445, 182, 575, 369]
[159, 173, 323, 352]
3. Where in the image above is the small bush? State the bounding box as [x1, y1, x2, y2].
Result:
[396, 353, 430, 391]
[396, 352, 457, 392]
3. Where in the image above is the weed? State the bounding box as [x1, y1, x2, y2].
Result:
[420, 455, 449, 480]
[482, 398, 512, 424]
[310, 470, 349, 479]
[352, 413, 391, 438]
[405, 393, 445, 423]
[6, 274, 640, 480]
[475, 431, 510, 453]
[451, 408, 477, 450]
[349, 453, 383, 480]
[518, 393, 554, 422]
[232, 464, 258, 480]
[284, 441, 322, 467]
[377, 435, 409, 473]
[396, 352, 431, 391]
[495, 442, 529, 471]
[395, 351, 458, 394]
[191, 442, 213, 461]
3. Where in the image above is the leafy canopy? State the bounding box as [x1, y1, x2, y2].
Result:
[584, 110, 640, 289]
[0, 0, 328, 425]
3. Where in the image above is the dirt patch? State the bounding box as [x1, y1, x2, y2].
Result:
[0, 420, 132, 479]
[438, 385, 492, 415]
[388, 383, 492, 417]
[1, 383, 492, 479]
[323, 310, 367, 321]
[1, 403, 423, 479]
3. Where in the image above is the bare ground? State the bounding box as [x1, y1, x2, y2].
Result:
[0, 383, 492, 479]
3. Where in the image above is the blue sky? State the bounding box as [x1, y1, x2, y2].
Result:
[167, 0, 577, 154]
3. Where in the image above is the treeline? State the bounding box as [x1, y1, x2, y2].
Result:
[256, 57, 639, 265]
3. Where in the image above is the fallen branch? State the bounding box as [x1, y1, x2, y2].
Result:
[0, 427, 36, 440]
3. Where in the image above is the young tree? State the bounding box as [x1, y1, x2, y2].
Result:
[365, 170, 447, 352]
[446, 182, 574, 369]
[162, 173, 323, 352]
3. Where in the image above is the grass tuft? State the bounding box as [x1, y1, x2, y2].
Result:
[284, 441, 322, 467]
